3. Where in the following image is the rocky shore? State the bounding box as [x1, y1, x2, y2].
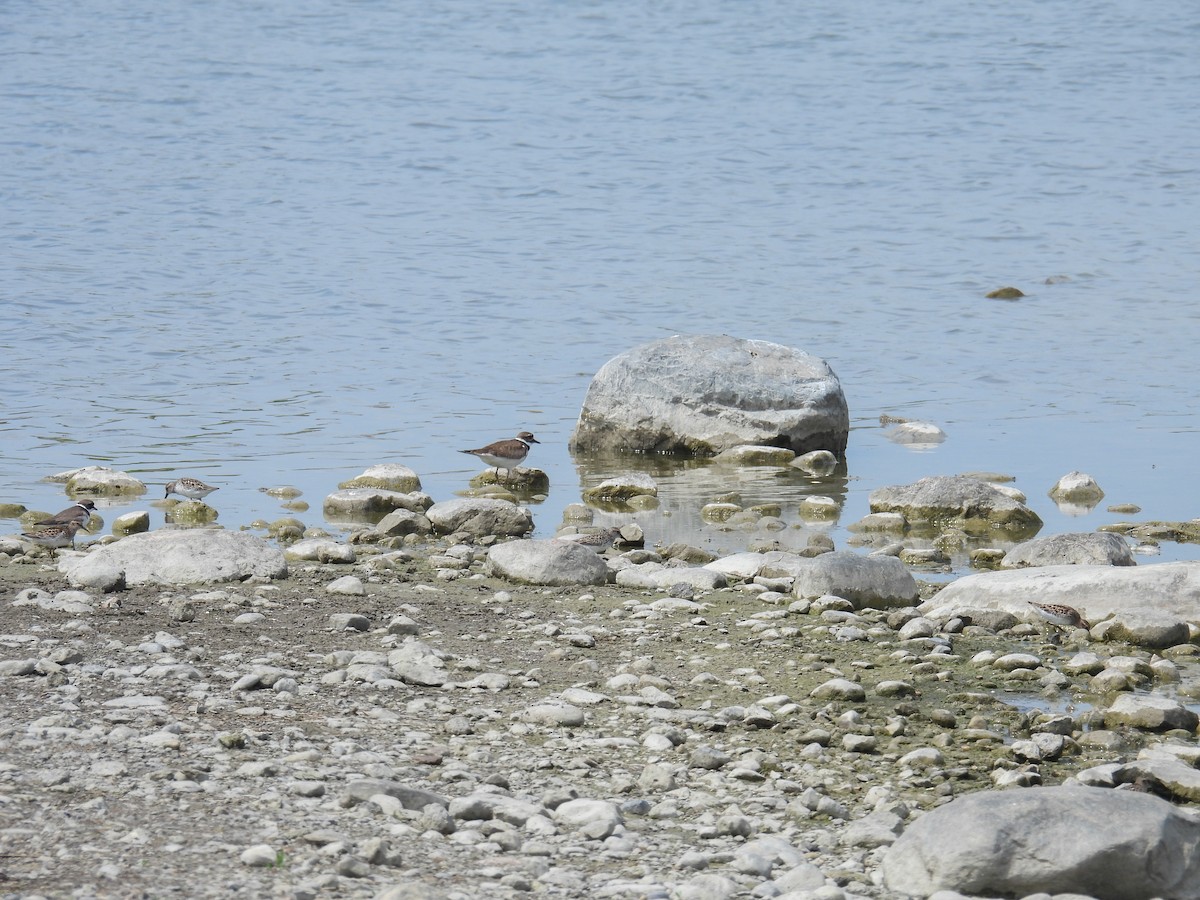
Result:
[4, 517, 1200, 900]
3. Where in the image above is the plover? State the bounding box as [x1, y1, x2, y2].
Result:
[1028, 601, 1091, 632]
[459, 432, 539, 481]
[21, 520, 84, 554]
[165, 478, 219, 501]
[35, 499, 96, 527]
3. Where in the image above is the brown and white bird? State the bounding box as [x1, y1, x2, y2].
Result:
[1028, 601, 1091, 632]
[554, 526, 625, 553]
[459, 432, 539, 481]
[165, 478, 219, 501]
[35, 499, 96, 527]
[20, 520, 84, 554]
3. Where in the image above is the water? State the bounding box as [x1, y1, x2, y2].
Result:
[3, 1, 1198, 568]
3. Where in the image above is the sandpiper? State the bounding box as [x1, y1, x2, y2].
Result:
[1028, 601, 1091, 632]
[35, 499, 96, 527]
[165, 478, 219, 501]
[555, 526, 624, 553]
[459, 432, 540, 481]
[21, 520, 84, 554]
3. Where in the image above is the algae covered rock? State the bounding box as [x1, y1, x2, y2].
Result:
[870, 475, 1042, 535]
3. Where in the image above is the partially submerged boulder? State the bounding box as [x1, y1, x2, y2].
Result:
[338, 464, 422, 493]
[1003, 532, 1135, 568]
[869, 475, 1042, 535]
[570, 335, 848, 457]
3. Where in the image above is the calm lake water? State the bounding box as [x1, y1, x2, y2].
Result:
[3, 1, 1198, 569]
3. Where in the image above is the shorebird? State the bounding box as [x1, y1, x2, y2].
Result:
[20, 521, 84, 555]
[554, 526, 625, 553]
[165, 478, 219, 501]
[1028, 601, 1091, 632]
[34, 499, 96, 527]
[459, 432, 539, 482]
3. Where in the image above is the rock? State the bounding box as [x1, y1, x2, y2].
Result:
[240, 844, 279, 867]
[792, 449, 839, 475]
[55, 466, 146, 496]
[713, 445, 796, 466]
[326, 576, 365, 597]
[810, 678, 866, 701]
[791, 551, 919, 609]
[704, 551, 807, 581]
[425, 498, 534, 538]
[322, 489, 433, 521]
[1049, 470, 1105, 502]
[112, 511, 151, 537]
[886, 421, 947, 445]
[1096, 607, 1190, 650]
[869, 475, 1042, 534]
[569, 335, 848, 457]
[337, 464, 422, 492]
[61, 529, 286, 586]
[285, 538, 357, 564]
[1105, 694, 1199, 732]
[922, 561, 1200, 624]
[486, 540, 609, 586]
[581, 473, 659, 505]
[882, 786, 1200, 898]
[1003, 532, 1135, 567]
[374, 509, 433, 537]
[553, 798, 623, 839]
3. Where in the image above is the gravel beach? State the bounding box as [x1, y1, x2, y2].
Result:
[4, 536, 1196, 900]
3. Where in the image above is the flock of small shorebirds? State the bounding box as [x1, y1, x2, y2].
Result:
[14, 430, 1091, 636]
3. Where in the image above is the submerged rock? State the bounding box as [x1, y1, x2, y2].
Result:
[869, 475, 1042, 535]
[569, 335, 848, 457]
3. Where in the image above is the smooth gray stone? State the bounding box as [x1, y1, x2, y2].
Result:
[62, 529, 286, 586]
[882, 785, 1200, 898]
[569, 335, 848, 457]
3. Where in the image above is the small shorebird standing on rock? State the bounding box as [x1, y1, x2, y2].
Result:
[459, 432, 539, 482]
[165, 478, 219, 501]
[35, 499, 96, 527]
[1028, 601, 1091, 633]
[20, 520, 84, 555]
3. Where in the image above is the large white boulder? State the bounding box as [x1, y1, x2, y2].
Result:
[922, 561, 1200, 624]
[62, 529, 286, 586]
[791, 551, 919, 609]
[569, 335, 848, 457]
[882, 786, 1200, 898]
[487, 540, 608, 586]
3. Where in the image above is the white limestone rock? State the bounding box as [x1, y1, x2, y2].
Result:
[61, 529, 286, 587]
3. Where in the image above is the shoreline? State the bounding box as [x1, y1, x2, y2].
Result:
[3, 534, 1198, 899]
